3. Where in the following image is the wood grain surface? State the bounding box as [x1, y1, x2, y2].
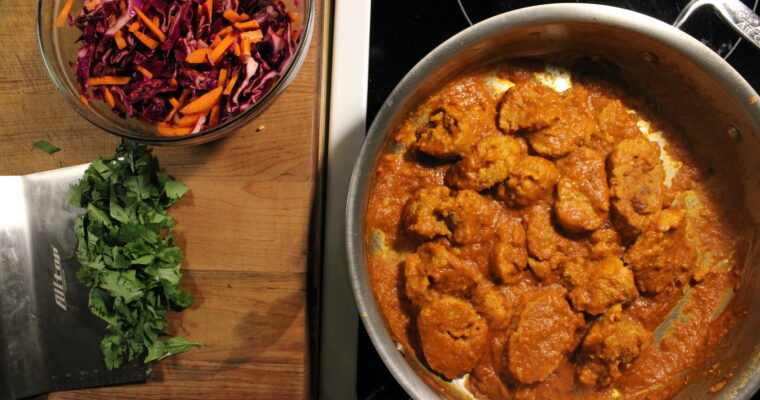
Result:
[0, 0, 327, 398]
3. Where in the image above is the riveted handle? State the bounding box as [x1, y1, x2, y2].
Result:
[674, 0, 760, 52]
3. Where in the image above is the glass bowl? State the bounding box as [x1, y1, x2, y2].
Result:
[37, 0, 314, 145]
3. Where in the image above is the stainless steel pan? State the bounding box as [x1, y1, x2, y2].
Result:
[346, 2, 760, 399]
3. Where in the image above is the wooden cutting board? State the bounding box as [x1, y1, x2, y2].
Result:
[0, 0, 328, 398]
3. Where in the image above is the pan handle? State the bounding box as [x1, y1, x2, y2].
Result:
[674, 0, 760, 51]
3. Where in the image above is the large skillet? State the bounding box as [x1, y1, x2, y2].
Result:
[347, 2, 760, 399]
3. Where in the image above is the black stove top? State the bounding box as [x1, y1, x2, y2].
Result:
[361, 1, 759, 398]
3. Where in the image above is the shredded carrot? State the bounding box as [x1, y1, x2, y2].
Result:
[152, 16, 160, 27]
[186, 47, 212, 63]
[223, 9, 241, 23]
[103, 88, 116, 108]
[181, 87, 222, 114]
[136, 65, 153, 79]
[134, 7, 166, 42]
[209, 34, 236, 63]
[119, 1, 126, 11]
[223, 75, 238, 95]
[290, 28, 300, 42]
[132, 31, 159, 49]
[241, 38, 251, 56]
[233, 42, 241, 57]
[209, 104, 221, 126]
[169, 97, 180, 108]
[240, 30, 263, 42]
[179, 89, 192, 102]
[164, 89, 192, 122]
[54, 0, 75, 27]
[237, 13, 250, 22]
[114, 30, 127, 50]
[169, 78, 178, 88]
[107, 15, 116, 25]
[276, 27, 284, 36]
[234, 20, 260, 30]
[206, 0, 213, 22]
[210, 34, 223, 48]
[217, 26, 234, 38]
[218, 68, 229, 88]
[79, 95, 89, 106]
[157, 124, 192, 136]
[88, 76, 131, 86]
[128, 21, 141, 32]
[287, 11, 299, 22]
[176, 113, 204, 127]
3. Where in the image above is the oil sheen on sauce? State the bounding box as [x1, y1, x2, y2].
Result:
[364, 60, 748, 400]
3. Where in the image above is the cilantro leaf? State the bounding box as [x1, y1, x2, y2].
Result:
[144, 337, 200, 364]
[164, 180, 189, 201]
[70, 140, 198, 371]
[33, 140, 60, 154]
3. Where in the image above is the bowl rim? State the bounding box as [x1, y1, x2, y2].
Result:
[345, 3, 760, 400]
[36, 0, 316, 144]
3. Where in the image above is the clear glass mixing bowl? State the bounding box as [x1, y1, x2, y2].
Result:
[37, 0, 314, 145]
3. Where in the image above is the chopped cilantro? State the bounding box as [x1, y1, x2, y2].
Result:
[70, 140, 199, 371]
[34, 140, 60, 154]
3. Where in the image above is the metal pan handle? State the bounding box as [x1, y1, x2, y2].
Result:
[674, 0, 760, 51]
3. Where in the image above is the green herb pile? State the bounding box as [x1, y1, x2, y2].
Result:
[70, 140, 199, 370]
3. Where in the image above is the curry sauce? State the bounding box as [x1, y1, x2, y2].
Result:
[364, 60, 747, 399]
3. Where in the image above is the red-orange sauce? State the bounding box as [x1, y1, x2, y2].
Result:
[364, 60, 747, 399]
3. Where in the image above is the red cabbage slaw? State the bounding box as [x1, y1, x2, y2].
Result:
[63, 0, 299, 135]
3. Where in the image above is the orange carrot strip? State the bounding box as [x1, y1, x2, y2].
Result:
[152, 16, 160, 27]
[209, 104, 221, 126]
[132, 31, 159, 49]
[103, 88, 116, 108]
[119, 1, 126, 12]
[164, 89, 191, 122]
[217, 26, 233, 38]
[181, 87, 222, 114]
[241, 38, 251, 56]
[114, 30, 127, 50]
[128, 21, 141, 32]
[79, 95, 89, 106]
[276, 27, 284, 36]
[176, 113, 203, 127]
[233, 42, 241, 57]
[157, 124, 192, 136]
[206, 0, 213, 22]
[168, 97, 180, 108]
[209, 34, 236, 63]
[88, 76, 131, 86]
[54, 0, 75, 27]
[186, 47, 212, 63]
[210, 35, 223, 48]
[223, 75, 238, 95]
[135, 65, 153, 79]
[134, 7, 166, 42]
[287, 11, 299, 22]
[240, 30, 263, 42]
[237, 13, 250, 22]
[218, 68, 229, 87]
[234, 20, 259, 30]
[223, 9, 241, 23]
[107, 15, 116, 25]
[169, 78, 178, 88]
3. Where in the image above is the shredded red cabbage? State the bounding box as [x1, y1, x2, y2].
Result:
[69, 0, 299, 134]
